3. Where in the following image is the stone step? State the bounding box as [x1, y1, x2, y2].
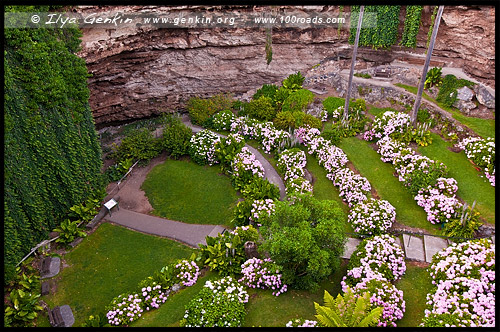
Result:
[341, 237, 361, 259]
[402, 234, 425, 261]
[423, 235, 449, 263]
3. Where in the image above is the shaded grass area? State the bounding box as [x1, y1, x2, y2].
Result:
[244, 260, 348, 327]
[394, 83, 495, 139]
[142, 157, 239, 226]
[338, 137, 439, 235]
[40, 223, 195, 326]
[418, 133, 495, 225]
[396, 264, 432, 327]
[132, 271, 218, 327]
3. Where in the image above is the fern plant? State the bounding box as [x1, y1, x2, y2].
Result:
[314, 288, 383, 327]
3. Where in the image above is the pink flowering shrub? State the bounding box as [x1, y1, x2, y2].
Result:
[175, 260, 201, 287]
[285, 318, 318, 327]
[348, 276, 405, 327]
[295, 125, 321, 146]
[376, 135, 406, 163]
[211, 109, 236, 131]
[328, 168, 371, 207]
[239, 258, 288, 296]
[277, 148, 313, 196]
[348, 199, 396, 235]
[231, 147, 265, 190]
[249, 199, 275, 226]
[106, 283, 169, 326]
[414, 178, 461, 224]
[342, 234, 406, 287]
[422, 239, 495, 327]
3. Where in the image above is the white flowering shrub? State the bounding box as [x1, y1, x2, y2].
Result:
[180, 276, 248, 327]
[189, 130, 220, 166]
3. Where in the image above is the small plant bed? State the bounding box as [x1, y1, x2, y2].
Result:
[418, 133, 495, 224]
[338, 137, 436, 234]
[141, 157, 239, 226]
[39, 223, 195, 326]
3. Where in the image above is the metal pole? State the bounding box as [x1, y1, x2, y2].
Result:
[410, 5, 444, 127]
[343, 6, 364, 124]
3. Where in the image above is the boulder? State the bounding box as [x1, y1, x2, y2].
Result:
[456, 86, 474, 101]
[473, 85, 495, 109]
[453, 100, 477, 113]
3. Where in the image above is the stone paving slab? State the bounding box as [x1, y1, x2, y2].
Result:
[341, 237, 361, 259]
[41, 257, 61, 279]
[424, 235, 448, 263]
[402, 234, 425, 261]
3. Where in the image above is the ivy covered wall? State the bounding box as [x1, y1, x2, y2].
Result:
[4, 7, 103, 281]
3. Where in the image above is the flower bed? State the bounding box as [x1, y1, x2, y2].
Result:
[414, 178, 461, 224]
[176, 259, 201, 287]
[456, 136, 495, 187]
[180, 276, 249, 327]
[239, 257, 288, 296]
[422, 239, 495, 327]
[231, 147, 265, 191]
[371, 110, 412, 140]
[348, 198, 396, 235]
[286, 318, 318, 327]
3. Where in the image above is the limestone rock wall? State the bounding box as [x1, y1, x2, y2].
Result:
[75, 5, 495, 125]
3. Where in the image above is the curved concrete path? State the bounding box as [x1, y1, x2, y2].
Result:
[182, 118, 286, 200]
[106, 208, 226, 248]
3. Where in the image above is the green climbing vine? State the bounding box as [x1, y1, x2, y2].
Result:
[349, 5, 401, 49]
[427, 6, 439, 48]
[400, 5, 423, 48]
[4, 6, 103, 282]
[265, 27, 273, 65]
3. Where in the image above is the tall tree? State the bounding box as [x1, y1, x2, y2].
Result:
[410, 6, 445, 127]
[343, 5, 364, 124]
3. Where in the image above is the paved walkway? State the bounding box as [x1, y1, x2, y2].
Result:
[105, 208, 226, 247]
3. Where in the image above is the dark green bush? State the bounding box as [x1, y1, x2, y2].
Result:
[114, 128, 162, 162]
[160, 114, 193, 159]
[187, 93, 234, 126]
[246, 96, 277, 121]
[282, 71, 305, 91]
[320, 129, 342, 146]
[274, 111, 322, 130]
[241, 177, 280, 200]
[253, 84, 279, 104]
[436, 75, 475, 108]
[231, 199, 254, 227]
[281, 89, 315, 113]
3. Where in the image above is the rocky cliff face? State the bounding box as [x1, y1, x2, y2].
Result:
[75, 5, 495, 125]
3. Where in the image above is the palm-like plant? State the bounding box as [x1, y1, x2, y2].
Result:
[314, 288, 383, 327]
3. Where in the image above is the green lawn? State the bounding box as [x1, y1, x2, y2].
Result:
[396, 264, 432, 327]
[418, 133, 495, 225]
[40, 223, 195, 326]
[244, 260, 349, 327]
[394, 83, 495, 139]
[338, 137, 439, 234]
[142, 157, 239, 225]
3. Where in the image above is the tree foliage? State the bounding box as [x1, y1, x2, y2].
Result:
[4, 7, 103, 282]
[259, 195, 346, 291]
